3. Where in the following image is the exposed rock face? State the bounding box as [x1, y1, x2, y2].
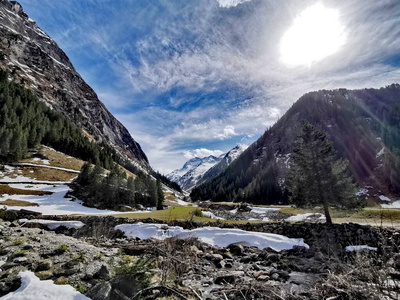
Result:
[0, 0, 148, 165]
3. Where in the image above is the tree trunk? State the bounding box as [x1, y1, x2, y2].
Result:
[323, 202, 332, 224]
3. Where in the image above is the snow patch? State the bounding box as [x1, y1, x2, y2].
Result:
[285, 213, 326, 222]
[379, 195, 391, 202]
[201, 211, 225, 220]
[381, 200, 400, 209]
[345, 245, 377, 252]
[115, 223, 309, 251]
[0, 271, 89, 300]
[19, 219, 85, 230]
[376, 147, 385, 158]
[250, 206, 280, 214]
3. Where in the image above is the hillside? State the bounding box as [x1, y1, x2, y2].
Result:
[191, 85, 400, 204]
[0, 0, 148, 165]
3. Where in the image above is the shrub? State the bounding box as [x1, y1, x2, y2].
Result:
[13, 238, 24, 246]
[0, 209, 18, 221]
[55, 244, 68, 254]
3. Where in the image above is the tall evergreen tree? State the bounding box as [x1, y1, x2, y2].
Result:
[156, 179, 164, 210]
[286, 121, 362, 224]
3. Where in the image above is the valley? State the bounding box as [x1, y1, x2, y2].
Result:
[0, 0, 400, 299]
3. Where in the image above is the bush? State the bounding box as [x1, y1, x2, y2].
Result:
[115, 255, 155, 288]
[55, 244, 68, 254]
[0, 209, 18, 221]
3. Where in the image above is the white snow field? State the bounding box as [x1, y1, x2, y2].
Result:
[379, 195, 391, 202]
[345, 245, 378, 252]
[381, 200, 400, 209]
[19, 219, 85, 230]
[115, 223, 309, 251]
[0, 271, 89, 300]
[0, 184, 121, 215]
[249, 206, 280, 214]
[201, 211, 225, 220]
[285, 213, 326, 222]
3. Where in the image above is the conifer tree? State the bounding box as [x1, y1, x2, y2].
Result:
[286, 121, 362, 224]
[156, 179, 164, 210]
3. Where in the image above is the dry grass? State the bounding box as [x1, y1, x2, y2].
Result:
[114, 206, 213, 222]
[20, 146, 84, 171]
[0, 199, 39, 207]
[17, 167, 77, 181]
[0, 184, 52, 195]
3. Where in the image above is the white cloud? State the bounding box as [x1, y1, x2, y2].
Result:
[216, 0, 251, 8]
[183, 148, 224, 159]
[215, 125, 237, 139]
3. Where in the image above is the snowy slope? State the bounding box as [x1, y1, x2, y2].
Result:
[168, 144, 248, 191]
[167, 155, 224, 190]
[198, 144, 248, 185]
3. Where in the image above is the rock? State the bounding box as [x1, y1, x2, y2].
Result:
[35, 260, 52, 271]
[258, 275, 270, 281]
[228, 244, 244, 256]
[205, 253, 223, 262]
[271, 273, 280, 280]
[94, 265, 111, 280]
[216, 260, 226, 269]
[36, 271, 53, 280]
[87, 282, 112, 300]
[214, 271, 244, 285]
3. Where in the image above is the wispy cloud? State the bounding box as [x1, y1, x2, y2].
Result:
[18, 0, 400, 173]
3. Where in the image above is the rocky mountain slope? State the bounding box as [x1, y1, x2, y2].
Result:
[0, 0, 148, 165]
[197, 144, 248, 186]
[167, 145, 247, 191]
[167, 155, 224, 190]
[191, 85, 400, 204]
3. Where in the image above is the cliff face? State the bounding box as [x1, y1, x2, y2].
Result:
[0, 0, 148, 165]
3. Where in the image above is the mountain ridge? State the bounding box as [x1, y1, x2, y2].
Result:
[191, 85, 400, 204]
[0, 0, 148, 165]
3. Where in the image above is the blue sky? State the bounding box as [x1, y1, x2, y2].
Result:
[18, 0, 400, 173]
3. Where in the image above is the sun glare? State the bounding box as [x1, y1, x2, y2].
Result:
[280, 3, 346, 67]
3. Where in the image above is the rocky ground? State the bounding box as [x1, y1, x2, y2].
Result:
[1, 213, 400, 299]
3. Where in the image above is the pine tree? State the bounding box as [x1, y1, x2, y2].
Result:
[286, 121, 362, 224]
[156, 179, 164, 210]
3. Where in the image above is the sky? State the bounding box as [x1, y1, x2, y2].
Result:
[17, 0, 400, 174]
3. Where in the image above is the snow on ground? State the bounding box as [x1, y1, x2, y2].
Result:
[381, 200, 400, 209]
[0, 184, 121, 215]
[32, 157, 50, 165]
[19, 219, 85, 230]
[356, 188, 369, 196]
[379, 195, 391, 202]
[0, 167, 70, 184]
[0, 271, 89, 300]
[229, 208, 238, 214]
[201, 211, 225, 220]
[13, 163, 80, 174]
[249, 206, 280, 214]
[115, 223, 309, 251]
[285, 213, 326, 222]
[345, 245, 378, 252]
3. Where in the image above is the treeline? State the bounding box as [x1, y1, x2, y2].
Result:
[0, 69, 117, 168]
[0, 69, 182, 193]
[72, 163, 164, 210]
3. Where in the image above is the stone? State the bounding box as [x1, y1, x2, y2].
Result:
[87, 282, 112, 300]
[214, 271, 244, 285]
[216, 260, 226, 269]
[36, 260, 52, 272]
[94, 265, 111, 280]
[228, 244, 244, 256]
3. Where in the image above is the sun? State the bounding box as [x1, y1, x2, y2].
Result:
[280, 3, 346, 67]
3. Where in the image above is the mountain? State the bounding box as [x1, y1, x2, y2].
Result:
[168, 145, 247, 191]
[197, 144, 248, 185]
[167, 155, 224, 190]
[0, 0, 148, 165]
[191, 85, 400, 204]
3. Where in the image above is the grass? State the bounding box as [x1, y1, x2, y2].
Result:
[0, 184, 52, 196]
[21, 146, 85, 171]
[113, 206, 213, 222]
[1, 199, 39, 207]
[280, 206, 400, 226]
